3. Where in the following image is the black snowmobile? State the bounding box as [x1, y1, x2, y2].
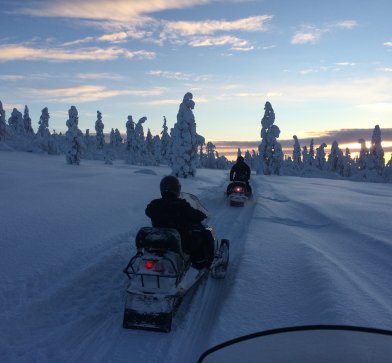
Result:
[122, 193, 229, 332]
[226, 179, 252, 207]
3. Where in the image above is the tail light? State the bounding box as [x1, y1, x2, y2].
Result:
[144, 260, 155, 269]
[144, 260, 165, 273]
[234, 186, 243, 193]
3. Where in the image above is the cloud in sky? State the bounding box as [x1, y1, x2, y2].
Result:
[76, 72, 124, 80]
[0, 75, 25, 81]
[147, 70, 209, 82]
[291, 31, 319, 45]
[15, 0, 212, 22]
[189, 35, 250, 49]
[162, 15, 273, 37]
[291, 20, 358, 45]
[23, 85, 166, 103]
[0, 45, 155, 62]
[384, 41, 392, 47]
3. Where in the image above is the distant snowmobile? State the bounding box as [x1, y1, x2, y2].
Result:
[226, 180, 252, 207]
[123, 193, 229, 332]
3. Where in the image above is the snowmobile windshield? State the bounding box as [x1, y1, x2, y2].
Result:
[179, 192, 208, 218]
[197, 325, 392, 363]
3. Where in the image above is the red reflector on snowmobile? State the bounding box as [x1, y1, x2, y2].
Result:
[144, 260, 155, 270]
[234, 187, 243, 192]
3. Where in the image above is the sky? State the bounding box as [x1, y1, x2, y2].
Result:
[1, 0, 391, 157]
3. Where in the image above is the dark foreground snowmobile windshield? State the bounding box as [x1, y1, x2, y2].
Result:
[197, 325, 392, 363]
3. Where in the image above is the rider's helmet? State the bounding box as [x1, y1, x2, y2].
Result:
[237, 156, 244, 163]
[160, 175, 181, 197]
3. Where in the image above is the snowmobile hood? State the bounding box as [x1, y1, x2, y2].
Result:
[197, 325, 392, 363]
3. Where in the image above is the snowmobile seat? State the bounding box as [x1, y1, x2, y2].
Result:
[136, 227, 184, 256]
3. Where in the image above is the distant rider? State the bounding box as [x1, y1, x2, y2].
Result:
[145, 175, 214, 269]
[227, 156, 252, 195]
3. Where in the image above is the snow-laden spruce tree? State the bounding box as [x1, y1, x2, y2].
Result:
[328, 140, 344, 174]
[146, 128, 154, 156]
[383, 155, 392, 182]
[170, 92, 199, 177]
[125, 115, 138, 164]
[160, 116, 171, 163]
[109, 128, 116, 146]
[244, 150, 252, 167]
[152, 135, 161, 165]
[368, 125, 384, 175]
[302, 146, 309, 166]
[0, 101, 8, 141]
[309, 139, 315, 165]
[196, 134, 205, 168]
[35, 106, 52, 153]
[270, 139, 283, 175]
[65, 106, 84, 165]
[292, 135, 301, 166]
[134, 117, 147, 164]
[357, 138, 369, 170]
[342, 147, 353, 177]
[23, 106, 34, 136]
[95, 111, 105, 149]
[37, 107, 50, 138]
[205, 141, 217, 169]
[8, 108, 24, 136]
[257, 101, 282, 175]
[315, 143, 327, 169]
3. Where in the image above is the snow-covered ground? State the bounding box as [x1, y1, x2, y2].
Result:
[1, 152, 392, 363]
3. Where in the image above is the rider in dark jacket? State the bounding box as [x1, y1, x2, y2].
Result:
[228, 156, 252, 195]
[145, 176, 213, 269]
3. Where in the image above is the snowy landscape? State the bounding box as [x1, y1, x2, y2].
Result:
[1, 151, 392, 363]
[1, 2, 392, 360]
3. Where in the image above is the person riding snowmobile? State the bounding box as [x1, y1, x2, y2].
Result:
[227, 156, 252, 195]
[145, 175, 214, 269]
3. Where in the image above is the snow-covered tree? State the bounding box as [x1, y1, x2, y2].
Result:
[65, 106, 84, 165]
[160, 116, 171, 163]
[195, 134, 205, 168]
[0, 101, 7, 140]
[302, 146, 309, 166]
[257, 101, 282, 175]
[237, 148, 242, 157]
[357, 138, 368, 170]
[115, 128, 122, 146]
[170, 92, 199, 177]
[152, 135, 161, 165]
[8, 108, 24, 136]
[37, 107, 51, 138]
[205, 141, 217, 168]
[125, 115, 137, 164]
[23, 106, 34, 135]
[134, 116, 150, 164]
[342, 147, 353, 177]
[292, 135, 301, 165]
[383, 155, 392, 182]
[315, 143, 327, 170]
[109, 128, 116, 146]
[270, 141, 284, 175]
[146, 128, 154, 155]
[368, 125, 384, 175]
[328, 140, 344, 174]
[95, 111, 105, 149]
[244, 150, 252, 167]
[308, 139, 315, 165]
